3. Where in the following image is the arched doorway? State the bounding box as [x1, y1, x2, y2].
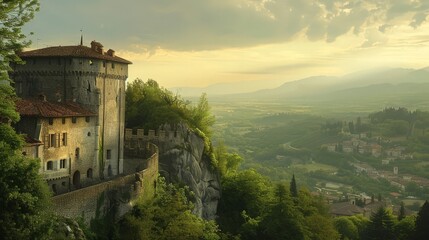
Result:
[73, 170, 81, 188]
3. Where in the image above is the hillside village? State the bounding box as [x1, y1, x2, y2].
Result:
[319, 128, 429, 216]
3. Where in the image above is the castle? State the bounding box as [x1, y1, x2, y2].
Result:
[12, 41, 131, 194]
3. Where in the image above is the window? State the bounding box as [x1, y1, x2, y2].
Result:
[75, 148, 80, 159]
[62, 118, 66, 124]
[111, 62, 115, 69]
[49, 134, 56, 147]
[60, 159, 66, 169]
[48, 118, 54, 125]
[106, 149, 111, 159]
[72, 117, 77, 123]
[47, 161, 53, 170]
[85, 116, 90, 123]
[87, 168, 93, 179]
[89, 60, 93, 65]
[87, 132, 91, 137]
[62, 133, 67, 146]
[103, 61, 106, 68]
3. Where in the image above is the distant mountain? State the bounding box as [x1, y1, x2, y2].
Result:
[170, 79, 284, 97]
[213, 67, 427, 100]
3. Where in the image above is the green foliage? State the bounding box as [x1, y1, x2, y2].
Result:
[218, 172, 339, 240]
[335, 217, 359, 240]
[290, 174, 298, 197]
[189, 93, 215, 137]
[125, 79, 215, 138]
[0, 140, 53, 239]
[366, 207, 396, 240]
[117, 177, 220, 240]
[214, 141, 243, 176]
[0, 0, 39, 79]
[217, 169, 272, 234]
[414, 200, 429, 240]
[394, 216, 415, 240]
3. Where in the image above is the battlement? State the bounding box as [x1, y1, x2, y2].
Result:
[124, 128, 183, 146]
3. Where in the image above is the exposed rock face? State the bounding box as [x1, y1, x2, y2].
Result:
[156, 124, 221, 220]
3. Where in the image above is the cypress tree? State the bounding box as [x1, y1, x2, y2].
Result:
[290, 174, 298, 198]
[414, 200, 429, 240]
[398, 201, 406, 221]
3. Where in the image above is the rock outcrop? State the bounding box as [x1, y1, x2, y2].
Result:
[156, 124, 221, 220]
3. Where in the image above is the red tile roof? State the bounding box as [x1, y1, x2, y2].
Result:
[18, 45, 132, 64]
[16, 99, 97, 118]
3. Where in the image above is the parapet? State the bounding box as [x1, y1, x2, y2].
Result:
[125, 128, 182, 144]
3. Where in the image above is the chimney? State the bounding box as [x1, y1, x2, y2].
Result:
[107, 49, 115, 57]
[90, 41, 104, 54]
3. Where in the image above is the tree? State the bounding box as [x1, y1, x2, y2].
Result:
[189, 93, 215, 137]
[215, 142, 243, 176]
[290, 174, 298, 197]
[398, 201, 406, 221]
[118, 178, 220, 240]
[413, 200, 429, 240]
[394, 216, 415, 240]
[0, 1, 55, 239]
[366, 207, 396, 240]
[334, 217, 359, 240]
[217, 169, 272, 234]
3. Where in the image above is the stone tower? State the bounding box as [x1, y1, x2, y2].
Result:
[12, 41, 131, 193]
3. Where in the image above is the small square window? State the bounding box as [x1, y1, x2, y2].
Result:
[72, 117, 77, 123]
[85, 116, 90, 123]
[106, 149, 111, 159]
[47, 161, 53, 170]
[48, 118, 54, 125]
[62, 118, 66, 124]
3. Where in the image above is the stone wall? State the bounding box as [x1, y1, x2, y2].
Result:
[51, 143, 158, 223]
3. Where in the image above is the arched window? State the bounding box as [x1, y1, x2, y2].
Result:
[75, 148, 80, 159]
[87, 168, 93, 179]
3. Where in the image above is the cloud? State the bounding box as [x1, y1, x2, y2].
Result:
[25, 0, 429, 52]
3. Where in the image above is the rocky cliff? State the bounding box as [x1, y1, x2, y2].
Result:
[156, 124, 221, 220]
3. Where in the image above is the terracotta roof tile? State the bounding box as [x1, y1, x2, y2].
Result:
[330, 202, 364, 216]
[18, 45, 132, 64]
[16, 99, 97, 118]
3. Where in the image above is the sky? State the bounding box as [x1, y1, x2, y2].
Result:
[23, 0, 429, 91]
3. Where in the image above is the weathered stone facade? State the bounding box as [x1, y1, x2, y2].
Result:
[12, 41, 131, 191]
